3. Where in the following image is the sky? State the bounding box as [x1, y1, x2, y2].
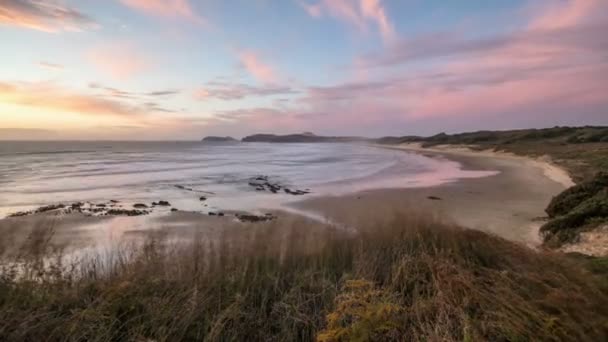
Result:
[0, 0, 606, 140]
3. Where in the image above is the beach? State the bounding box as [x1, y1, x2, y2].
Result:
[0, 142, 573, 255]
[294, 143, 572, 247]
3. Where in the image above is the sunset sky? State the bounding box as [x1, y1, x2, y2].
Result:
[1, 0, 606, 140]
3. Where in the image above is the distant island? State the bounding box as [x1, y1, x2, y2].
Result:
[201, 136, 237, 143]
[241, 132, 367, 143]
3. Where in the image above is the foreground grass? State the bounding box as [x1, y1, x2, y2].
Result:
[1, 214, 608, 341]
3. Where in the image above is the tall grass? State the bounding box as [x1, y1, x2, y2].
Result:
[1, 213, 607, 341]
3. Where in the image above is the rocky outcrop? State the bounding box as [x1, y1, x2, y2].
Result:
[202, 136, 237, 143]
[247, 175, 310, 195]
[242, 133, 366, 143]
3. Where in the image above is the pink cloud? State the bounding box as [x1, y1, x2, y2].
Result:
[38, 61, 63, 71]
[119, 0, 204, 23]
[0, 81, 144, 118]
[0, 0, 96, 32]
[88, 43, 152, 80]
[195, 82, 297, 100]
[299, 1, 322, 17]
[238, 51, 277, 84]
[360, 0, 395, 42]
[309, 0, 608, 130]
[186, 0, 608, 137]
[529, 0, 601, 30]
[302, 0, 396, 43]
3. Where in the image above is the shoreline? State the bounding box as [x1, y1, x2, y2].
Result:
[293, 142, 573, 247]
[380, 142, 575, 188]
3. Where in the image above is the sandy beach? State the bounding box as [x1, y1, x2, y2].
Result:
[0, 143, 573, 253]
[293, 143, 572, 247]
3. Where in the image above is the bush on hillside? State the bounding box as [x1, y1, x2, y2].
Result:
[546, 172, 608, 218]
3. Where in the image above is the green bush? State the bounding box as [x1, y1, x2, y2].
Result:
[546, 172, 608, 218]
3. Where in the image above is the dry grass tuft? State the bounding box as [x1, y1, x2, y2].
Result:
[1, 213, 607, 341]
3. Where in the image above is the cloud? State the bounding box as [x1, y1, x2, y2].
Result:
[0, 128, 57, 140]
[529, 0, 602, 31]
[119, 0, 204, 23]
[88, 42, 152, 79]
[145, 89, 180, 96]
[0, 81, 154, 118]
[197, 1, 608, 138]
[195, 82, 297, 100]
[89, 83, 179, 100]
[293, 0, 606, 132]
[360, 0, 395, 42]
[363, 21, 608, 68]
[0, 0, 96, 32]
[38, 61, 63, 70]
[301, 0, 395, 43]
[238, 51, 277, 84]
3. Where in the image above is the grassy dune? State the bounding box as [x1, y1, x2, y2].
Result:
[378, 126, 608, 182]
[1, 214, 607, 341]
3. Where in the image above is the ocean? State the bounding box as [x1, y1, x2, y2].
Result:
[0, 141, 497, 218]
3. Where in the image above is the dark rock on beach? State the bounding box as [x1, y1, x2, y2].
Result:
[8, 204, 67, 218]
[247, 175, 311, 196]
[106, 209, 149, 216]
[236, 213, 276, 223]
[133, 203, 148, 209]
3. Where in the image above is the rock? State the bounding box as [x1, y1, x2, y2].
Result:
[208, 212, 217, 216]
[218, 212, 225, 217]
[157, 201, 171, 206]
[427, 196, 442, 201]
[8, 211, 30, 218]
[107, 209, 148, 216]
[38, 204, 66, 213]
[133, 203, 148, 209]
[199, 196, 207, 201]
[202, 136, 237, 143]
[110, 200, 120, 203]
[236, 213, 276, 223]
[171, 208, 178, 212]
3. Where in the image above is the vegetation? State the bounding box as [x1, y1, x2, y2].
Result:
[378, 126, 608, 182]
[1, 214, 607, 341]
[541, 173, 608, 245]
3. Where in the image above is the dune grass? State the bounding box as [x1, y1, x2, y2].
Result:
[1, 214, 607, 341]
